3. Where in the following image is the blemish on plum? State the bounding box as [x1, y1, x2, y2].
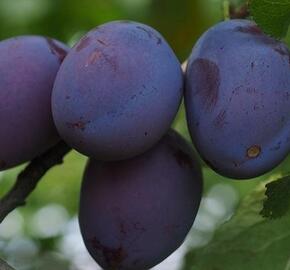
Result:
[136, 26, 162, 45]
[102, 52, 118, 71]
[247, 145, 261, 158]
[284, 92, 290, 100]
[90, 237, 127, 268]
[214, 109, 227, 128]
[236, 25, 263, 35]
[75, 36, 91, 52]
[133, 222, 146, 232]
[174, 150, 193, 168]
[233, 161, 239, 168]
[273, 45, 290, 64]
[97, 39, 108, 46]
[86, 50, 102, 66]
[144, 132, 148, 136]
[281, 116, 286, 123]
[246, 87, 257, 94]
[45, 38, 67, 62]
[66, 120, 90, 131]
[119, 222, 127, 236]
[271, 141, 282, 150]
[253, 104, 260, 111]
[190, 58, 220, 111]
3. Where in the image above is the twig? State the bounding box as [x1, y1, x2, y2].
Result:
[0, 141, 71, 223]
[0, 259, 15, 270]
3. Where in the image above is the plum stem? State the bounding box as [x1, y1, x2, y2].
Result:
[223, 1, 231, 20]
[229, 2, 250, 19]
[0, 141, 71, 224]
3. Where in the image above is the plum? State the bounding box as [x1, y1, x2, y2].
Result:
[52, 21, 183, 161]
[0, 36, 69, 170]
[185, 19, 290, 179]
[79, 130, 202, 269]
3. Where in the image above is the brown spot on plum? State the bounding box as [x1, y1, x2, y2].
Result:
[66, 120, 90, 131]
[75, 36, 91, 52]
[236, 25, 263, 35]
[90, 237, 127, 268]
[86, 50, 102, 66]
[0, 160, 7, 169]
[45, 38, 67, 62]
[190, 58, 220, 111]
[214, 109, 227, 128]
[174, 150, 193, 168]
[247, 145, 261, 158]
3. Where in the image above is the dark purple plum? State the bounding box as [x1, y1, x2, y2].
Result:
[52, 21, 183, 161]
[79, 130, 202, 270]
[185, 19, 290, 179]
[0, 36, 69, 170]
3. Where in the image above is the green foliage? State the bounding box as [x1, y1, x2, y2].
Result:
[183, 183, 290, 270]
[250, 0, 290, 38]
[261, 176, 290, 219]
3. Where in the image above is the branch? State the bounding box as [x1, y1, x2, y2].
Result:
[0, 141, 71, 223]
[0, 259, 15, 270]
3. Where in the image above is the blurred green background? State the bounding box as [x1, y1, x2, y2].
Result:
[0, 1, 289, 269]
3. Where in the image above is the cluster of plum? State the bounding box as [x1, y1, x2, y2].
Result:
[1, 18, 290, 269]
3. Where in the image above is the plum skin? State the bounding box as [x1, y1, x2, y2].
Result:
[52, 20, 183, 161]
[79, 130, 203, 270]
[185, 19, 290, 179]
[0, 36, 69, 170]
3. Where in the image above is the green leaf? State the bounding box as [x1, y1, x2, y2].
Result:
[183, 183, 290, 270]
[250, 0, 290, 38]
[261, 176, 290, 219]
